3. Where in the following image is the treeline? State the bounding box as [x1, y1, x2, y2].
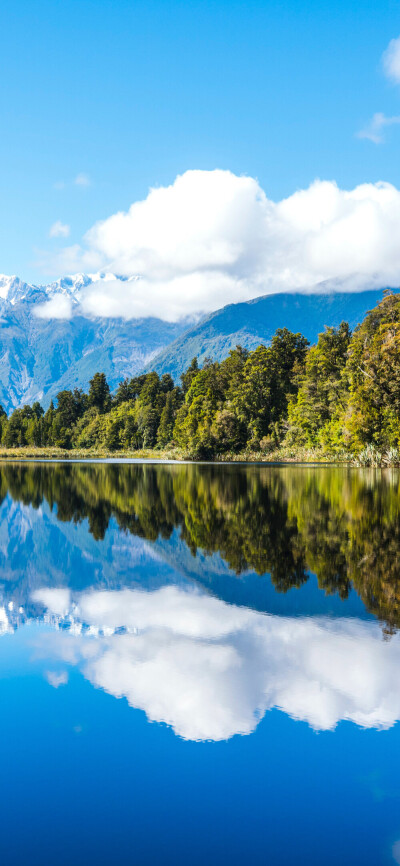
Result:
[1, 292, 400, 456]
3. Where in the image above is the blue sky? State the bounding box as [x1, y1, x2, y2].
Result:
[1, 0, 400, 287]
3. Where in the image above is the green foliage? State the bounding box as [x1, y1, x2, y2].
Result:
[2, 404, 45, 448]
[230, 331, 308, 446]
[173, 335, 307, 456]
[157, 391, 176, 446]
[286, 322, 351, 447]
[340, 293, 400, 450]
[88, 372, 111, 414]
[180, 357, 199, 394]
[1, 295, 400, 456]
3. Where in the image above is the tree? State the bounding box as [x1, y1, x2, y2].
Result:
[88, 373, 111, 414]
[160, 373, 174, 394]
[43, 401, 55, 445]
[114, 378, 131, 405]
[341, 293, 400, 449]
[50, 414, 71, 449]
[0, 403, 7, 442]
[105, 419, 121, 451]
[157, 392, 175, 446]
[286, 322, 351, 447]
[231, 330, 308, 445]
[26, 417, 43, 446]
[181, 357, 199, 394]
[2, 410, 27, 447]
[121, 414, 138, 448]
[56, 389, 86, 429]
[136, 405, 159, 448]
[32, 401, 44, 420]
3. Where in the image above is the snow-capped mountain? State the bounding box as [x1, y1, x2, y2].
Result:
[0, 273, 189, 411]
[0, 271, 136, 306]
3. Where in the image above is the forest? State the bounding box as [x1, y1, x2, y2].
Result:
[1, 291, 400, 460]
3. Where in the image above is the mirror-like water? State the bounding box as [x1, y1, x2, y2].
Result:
[1, 462, 400, 864]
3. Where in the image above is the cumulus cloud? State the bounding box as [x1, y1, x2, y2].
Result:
[383, 36, 400, 83]
[49, 220, 70, 239]
[37, 170, 400, 321]
[356, 112, 400, 144]
[33, 585, 400, 741]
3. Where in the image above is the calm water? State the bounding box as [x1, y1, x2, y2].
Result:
[1, 462, 400, 864]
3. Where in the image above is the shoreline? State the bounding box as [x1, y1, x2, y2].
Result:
[0, 445, 365, 465]
[0, 446, 397, 467]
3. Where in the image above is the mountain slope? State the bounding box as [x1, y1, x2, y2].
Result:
[0, 273, 392, 411]
[146, 289, 388, 381]
[0, 274, 189, 411]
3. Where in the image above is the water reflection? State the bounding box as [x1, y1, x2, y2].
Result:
[1, 462, 400, 742]
[2, 462, 400, 864]
[29, 584, 400, 740]
[0, 462, 399, 628]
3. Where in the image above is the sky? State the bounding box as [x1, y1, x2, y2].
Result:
[2, 0, 400, 317]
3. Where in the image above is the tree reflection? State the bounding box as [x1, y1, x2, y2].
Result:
[2, 462, 400, 630]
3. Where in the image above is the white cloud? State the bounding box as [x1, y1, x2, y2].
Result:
[383, 36, 400, 83]
[38, 170, 400, 321]
[356, 112, 400, 144]
[49, 220, 70, 239]
[32, 587, 71, 615]
[45, 670, 68, 688]
[33, 585, 400, 742]
[35, 294, 73, 319]
[74, 173, 91, 187]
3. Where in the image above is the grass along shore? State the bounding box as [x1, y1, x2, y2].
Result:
[0, 444, 396, 465]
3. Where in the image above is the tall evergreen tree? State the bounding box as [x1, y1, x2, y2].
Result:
[88, 373, 111, 413]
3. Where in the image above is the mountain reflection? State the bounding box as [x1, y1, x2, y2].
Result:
[0, 461, 400, 629]
[30, 585, 400, 740]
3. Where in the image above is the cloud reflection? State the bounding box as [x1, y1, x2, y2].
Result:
[32, 585, 400, 741]
[45, 670, 69, 688]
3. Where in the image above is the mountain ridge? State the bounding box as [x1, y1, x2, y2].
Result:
[146, 288, 389, 381]
[0, 273, 393, 411]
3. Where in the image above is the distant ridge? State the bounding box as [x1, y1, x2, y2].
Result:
[145, 289, 389, 381]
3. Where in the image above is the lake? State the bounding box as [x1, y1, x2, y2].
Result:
[1, 461, 400, 865]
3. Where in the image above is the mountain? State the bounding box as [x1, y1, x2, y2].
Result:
[0, 273, 392, 411]
[146, 288, 388, 382]
[0, 274, 189, 411]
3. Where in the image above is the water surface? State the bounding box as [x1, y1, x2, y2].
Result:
[1, 462, 400, 864]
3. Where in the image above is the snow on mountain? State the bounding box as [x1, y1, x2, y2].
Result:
[44, 272, 122, 297]
[0, 274, 32, 304]
[0, 273, 189, 411]
[0, 272, 140, 305]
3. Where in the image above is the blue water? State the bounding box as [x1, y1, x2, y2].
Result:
[0, 461, 400, 865]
